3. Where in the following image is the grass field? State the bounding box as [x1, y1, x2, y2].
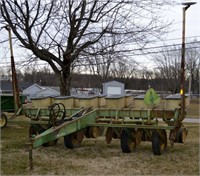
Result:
[0, 120, 199, 175]
[1, 98, 199, 175]
[187, 98, 200, 118]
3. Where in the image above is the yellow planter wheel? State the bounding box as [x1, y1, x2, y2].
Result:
[0, 113, 7, 128]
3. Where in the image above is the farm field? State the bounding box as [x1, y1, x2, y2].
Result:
[0, 119, 199, 175]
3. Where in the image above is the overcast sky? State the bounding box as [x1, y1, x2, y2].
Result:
[0, 0, 199, 71]
[165, 0, 199, 43]
[135, 0, 199, 68]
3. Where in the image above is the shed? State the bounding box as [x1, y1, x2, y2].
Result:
[102, 81, 125, 95]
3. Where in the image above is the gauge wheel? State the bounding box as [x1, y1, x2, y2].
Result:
[84, 127, 91, 138]
[64, 131, 83, 149]
[105, 127, 113, 144]
[0, 113, 7, 128]
[152, 130, 167, 155]
[135, 129, 142, 146]
[89, 126, 100, 138]
[120, 129, 136, 153]
[176, 127, 188, 143]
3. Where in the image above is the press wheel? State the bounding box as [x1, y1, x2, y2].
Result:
[176, 127, 188, 143]
[89, 126, 100, 138]
[64, 131, 83, 149]
[135, 129, 142, 146]
[105, 127, 113, 144]
[152, 130, 167, 155]
[120, 129, 136, 153]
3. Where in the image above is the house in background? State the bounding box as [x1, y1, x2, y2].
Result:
[22, 83, 60, 101]
[0, 80, 32, 94]
[102, 80, 125, 96]
[36, 87, 60, 97]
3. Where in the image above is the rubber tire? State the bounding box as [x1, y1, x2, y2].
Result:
[84, 127, 91, 138]
[64, 132, 82, 149]
[89, 126, 100, 138]
[176, 127, 188, 143]
[135, 129, 142, 146]
[152, 130, 167, 155]
[120, 129, 136, 153]
[105, 127, 113, 144]
[0, 113, 7, 128]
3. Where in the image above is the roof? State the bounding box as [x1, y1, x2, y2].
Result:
[0, 80, 32, 92]
[36, 87, 60, 95]
[22, 83, 43, 94]
[102, 80, 124, 86]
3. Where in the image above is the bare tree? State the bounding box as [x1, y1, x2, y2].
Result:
[1, 0, 172, 95]
[110, 58, 138, 79]
[0, 66, 11, 80]
[185, 41, 200, 94]
[152, 45, 181, 93]
[152, 41, 200, 94]
[83, 35, 122, 82]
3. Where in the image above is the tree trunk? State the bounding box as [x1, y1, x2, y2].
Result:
[59, 65, 71, 96]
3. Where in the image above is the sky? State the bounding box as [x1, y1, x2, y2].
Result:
[0, 0, 199, 72]
[135, 0, 200, 68]
[164, 0, 199, 43]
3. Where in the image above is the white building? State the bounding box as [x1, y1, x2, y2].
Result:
[22, 83, 60, 101]
[102, 80, 125, 96]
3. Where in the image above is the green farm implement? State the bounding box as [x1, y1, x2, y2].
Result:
[24, 88, 188, 164]
[0, 88, 188, 169]
[26, 106, 186, 153]
[0, 94, 27, 128]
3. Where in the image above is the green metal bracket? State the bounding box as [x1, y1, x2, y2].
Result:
[32, 109, 97, 148]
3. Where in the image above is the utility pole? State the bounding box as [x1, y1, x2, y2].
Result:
[180, 2, 196, 121]
[5, 26, 20, 112]
[170, 1, 197, 146]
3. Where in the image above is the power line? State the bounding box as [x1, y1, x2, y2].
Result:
[1, 40, 199, 58]
[129, 41, 200, 51]
[160, 36, 200, 42]
[0, 41, 199, 64]
[127, 46, 200, 56]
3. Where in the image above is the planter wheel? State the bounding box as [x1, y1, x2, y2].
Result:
[152, 129, 167, 155]
[0, 113, 7, 128]
[120, 129, 136, 153]
[64, 130, 84, 149]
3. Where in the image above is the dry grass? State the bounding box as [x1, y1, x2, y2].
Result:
[187, 98, 199, 118]
[1, 98, 199, 175]
[1, 118, 199, 175]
